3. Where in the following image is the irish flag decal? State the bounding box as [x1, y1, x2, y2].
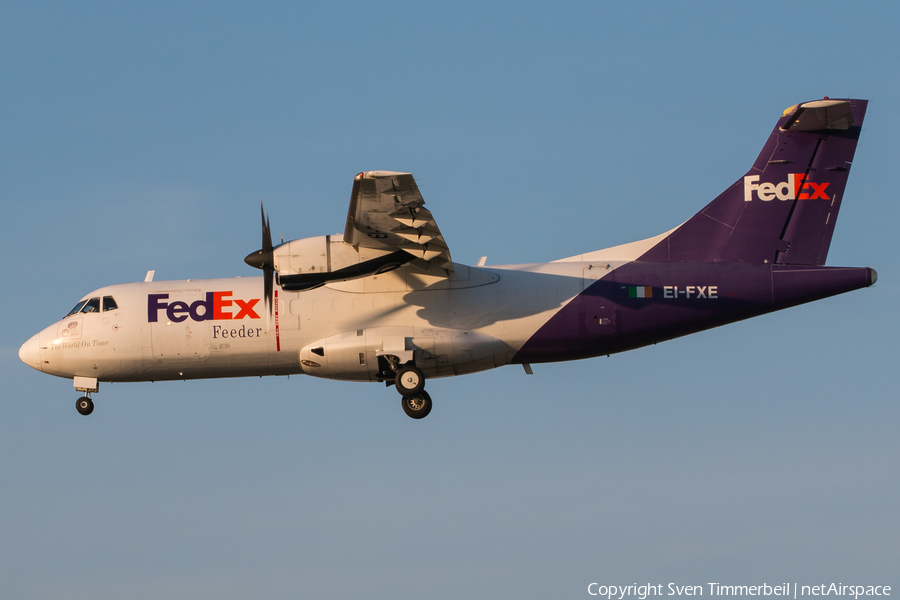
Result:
[628, 286, 653, 298]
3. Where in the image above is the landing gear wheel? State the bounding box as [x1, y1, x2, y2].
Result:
[395, 364, 425, 396]
[76, 396, 94, 416]
[401, 391, 432, 419]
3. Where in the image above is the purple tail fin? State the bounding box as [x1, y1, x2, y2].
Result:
[642, 98, 867, 265]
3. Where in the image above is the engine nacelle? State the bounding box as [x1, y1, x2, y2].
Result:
[299, 326, 512, 381]
[272, 234, 411, 291]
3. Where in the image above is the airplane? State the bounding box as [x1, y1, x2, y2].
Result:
[19, 97, 877, 419]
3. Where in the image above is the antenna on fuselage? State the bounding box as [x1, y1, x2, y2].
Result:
[144, 270, 155, 282]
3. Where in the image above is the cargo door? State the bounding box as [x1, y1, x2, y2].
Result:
[149, 292, 211, 361]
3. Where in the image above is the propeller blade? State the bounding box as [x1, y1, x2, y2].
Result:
[262, 202, 273, 254]
[262, 204, 274, 317]
[264, 265, 274, 317]
[243, 199, 276, 320]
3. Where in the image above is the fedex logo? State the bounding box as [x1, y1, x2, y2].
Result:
[148, 292, 261, 323]
[743, 174, 830, 202]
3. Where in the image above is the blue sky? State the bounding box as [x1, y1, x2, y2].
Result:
[2, 2, 898, 598]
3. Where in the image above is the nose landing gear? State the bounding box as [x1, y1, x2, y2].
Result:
[74, 376, 98, 416]
[76, 396, 94, 416]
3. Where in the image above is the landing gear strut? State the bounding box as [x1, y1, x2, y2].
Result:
[76, 396, 94, 416]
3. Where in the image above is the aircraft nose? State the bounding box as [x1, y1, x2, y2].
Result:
[19, 333, 42, 372]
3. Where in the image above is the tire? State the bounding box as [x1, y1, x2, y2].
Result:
[401, 391, 432, 419]
[76, 396, 94, 416]
[394, 364, 425, 396]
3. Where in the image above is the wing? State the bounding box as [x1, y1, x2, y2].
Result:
[344, 171, 453, 271]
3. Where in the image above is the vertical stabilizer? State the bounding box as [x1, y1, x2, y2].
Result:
[640, 98, 867, 265]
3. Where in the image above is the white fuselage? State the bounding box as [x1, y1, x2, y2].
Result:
[21, 258, 624, 385]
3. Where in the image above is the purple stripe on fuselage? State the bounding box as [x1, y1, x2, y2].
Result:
[512, 263, 873, 364]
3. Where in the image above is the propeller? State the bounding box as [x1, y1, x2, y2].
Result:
[244, 200, 275, 317]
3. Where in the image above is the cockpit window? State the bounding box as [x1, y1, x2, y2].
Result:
[102, 296, 118, 311]
[80, 297, 101, 313]
[64, 300, 89, 318]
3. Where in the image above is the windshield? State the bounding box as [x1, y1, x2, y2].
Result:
[81, 298, 100, 313]
[64, 297, 103, 317]
[64, 300, 89, 318]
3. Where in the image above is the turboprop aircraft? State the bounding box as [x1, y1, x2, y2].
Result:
[19, 98, 877, 419]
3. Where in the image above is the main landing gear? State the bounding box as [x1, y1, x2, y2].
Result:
[395, 363, 432, 419]
[76, 395, 94, 416]
[380, 358, 432, 419]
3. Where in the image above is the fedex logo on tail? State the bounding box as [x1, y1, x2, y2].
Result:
[743, 174, 830, 202]
[148, 292, 261, 323]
